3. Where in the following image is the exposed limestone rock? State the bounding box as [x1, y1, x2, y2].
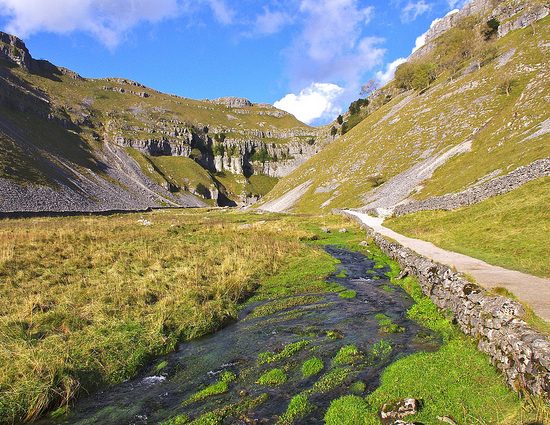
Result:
[211, 97, 253, 108]
[411, 0, 549, 60]
[393, 158, 550, 216]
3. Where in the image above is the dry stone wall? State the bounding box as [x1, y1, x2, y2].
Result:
[393, 158, 550, 216]
[339, 210, 550, 400]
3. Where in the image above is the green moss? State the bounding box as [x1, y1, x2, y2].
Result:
[277, 394, 313, 425]
[333, 345, 363, 365]
[161, 414, 190, 425]
[189, 412, 222, 425]
[256, 368, 287, 386]
[324, 395, 369, 425]
[368, 340, 392, 362]
[311, 368, 351, 394]
[185, 380, 229, 404]
[258, 340, 310, 365]
[374, 313, 405, 334]
[249, 296, 324, 319]
[338, 290, 357, 299]
[349, 381, 366, 395]
[301, 357, 324, 378]
[155, 360, 168, 373]
[335, 269, 347, 278]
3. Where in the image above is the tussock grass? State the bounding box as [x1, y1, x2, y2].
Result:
[0, 209, 338, 423]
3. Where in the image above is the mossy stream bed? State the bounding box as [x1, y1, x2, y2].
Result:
[42, 246, 441, 424]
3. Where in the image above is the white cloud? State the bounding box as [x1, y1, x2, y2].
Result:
[0, 0, 180, 48]
[287, 1, 384, 94]
[274, 82, 344, 124]
[401, 1, 432, 23]
[447, 0, 469, 9]
[253, 7, 292, 35]
[203, 0, 234, 25]
[376, 57, 407, 84]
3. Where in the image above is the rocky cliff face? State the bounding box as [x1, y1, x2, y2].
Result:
[0, 31, 321, 211]
[411, 0, 548, 60]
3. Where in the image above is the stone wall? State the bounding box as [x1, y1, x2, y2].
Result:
[338, 210, 550, 400]
[393, 158, 550, 216]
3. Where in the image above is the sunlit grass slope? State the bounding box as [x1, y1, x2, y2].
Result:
[385, 177, 550, 277]
[261, 17, 549, 213]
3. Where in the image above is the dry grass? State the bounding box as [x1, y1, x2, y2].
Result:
[0, 209, 327, 423]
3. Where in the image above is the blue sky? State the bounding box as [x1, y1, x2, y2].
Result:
[0, 0, 468, 125]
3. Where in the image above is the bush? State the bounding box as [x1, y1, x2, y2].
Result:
[395, 61, 437, 91]
[484, 18, 500, 40]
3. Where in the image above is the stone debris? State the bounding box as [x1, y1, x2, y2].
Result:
[393, 158, 550, 216]
[380, 398, 420, 423]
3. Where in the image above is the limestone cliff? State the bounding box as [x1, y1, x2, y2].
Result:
[0, 31, 321, 212]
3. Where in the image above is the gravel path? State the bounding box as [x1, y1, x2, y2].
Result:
[347, 211, 550, 322]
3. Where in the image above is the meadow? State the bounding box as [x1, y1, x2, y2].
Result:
[0, 209, 546, 424]
[385, 177, 550, 278]
[0, 209, 337, 422]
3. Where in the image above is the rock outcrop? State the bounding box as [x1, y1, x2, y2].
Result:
[411, 0, 549, 60]
[393, 158, 550, 216]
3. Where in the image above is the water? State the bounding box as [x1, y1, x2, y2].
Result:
[44, 246, 440, 424]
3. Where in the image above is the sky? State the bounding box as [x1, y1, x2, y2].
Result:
[0, 0, 469, 125]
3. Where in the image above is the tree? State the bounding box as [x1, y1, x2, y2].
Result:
[330, 126, 338, 137]
[360, 79, 379, 98]
[498, 76, 518, 96]
[411, 62, 437, 91]
[336, 115, 343, 125]
[483, 18, 500, 40]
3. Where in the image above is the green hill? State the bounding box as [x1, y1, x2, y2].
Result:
[260, 7, 549, 213]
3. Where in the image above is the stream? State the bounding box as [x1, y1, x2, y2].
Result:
[44, 246, 440, 424]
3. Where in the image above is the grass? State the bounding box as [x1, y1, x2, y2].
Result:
[258, 340, 310, 365]
[256, 368, 287, 386]
[324, 395, 370, 425]
[301, 357, 324, 378]
[357, 242, 549, 425]
[0, 210, 356, 423]
[260, 17, 549, 212]
[385, 177, 550, 277]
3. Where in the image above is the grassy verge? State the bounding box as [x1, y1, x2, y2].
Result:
[339, 242, 549, 425]
[0, 210, 352, 423]
[385, 177, 550, 277]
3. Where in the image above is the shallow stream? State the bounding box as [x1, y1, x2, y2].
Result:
[45, 246, 440, 424]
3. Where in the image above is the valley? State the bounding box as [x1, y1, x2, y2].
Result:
[0, 0, 549, 423]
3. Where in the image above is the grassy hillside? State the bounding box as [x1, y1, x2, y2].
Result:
[261, 16, 549, 212]
[385, 177, 550, 277]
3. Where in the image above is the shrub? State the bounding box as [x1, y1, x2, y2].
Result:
[484, 18, 500, 40]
